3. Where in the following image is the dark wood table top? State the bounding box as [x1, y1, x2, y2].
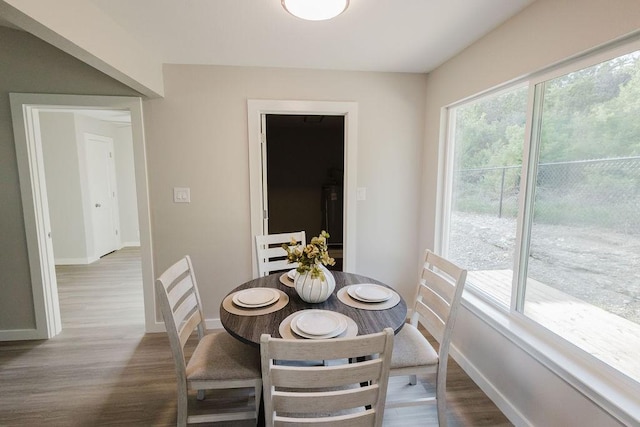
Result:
[220, 271, 408, 347]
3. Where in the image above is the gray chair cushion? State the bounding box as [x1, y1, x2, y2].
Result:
[186, 331, 261, 381]
[391, 324, 438, 369]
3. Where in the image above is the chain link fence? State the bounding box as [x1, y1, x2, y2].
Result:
[454, 156, 640, 234]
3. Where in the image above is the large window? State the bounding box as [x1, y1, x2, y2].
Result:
[447, 86, 528, 306]
[444, 46, 640, 385]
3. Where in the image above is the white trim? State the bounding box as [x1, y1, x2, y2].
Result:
[122, 241, 141, 247]
[247, 99, 358, 277]
[54, 257, 99, 265]
[450, 344, 532, 427]
[8, 93, 156, 339]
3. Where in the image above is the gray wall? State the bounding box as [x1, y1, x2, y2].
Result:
[144, 65, 427, 319]
[0, 26, 140, 330]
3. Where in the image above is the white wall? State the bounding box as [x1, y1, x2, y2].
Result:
[421, 0, 640, 425]
[144, 65, 427, 322]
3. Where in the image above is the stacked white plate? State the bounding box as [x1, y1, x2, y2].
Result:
[347, 284, 393, 303]
[290, 309, 348, 339]
[232, 288, 280, 308]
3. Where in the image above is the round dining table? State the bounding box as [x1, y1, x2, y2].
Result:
[220, 270, 408, 347]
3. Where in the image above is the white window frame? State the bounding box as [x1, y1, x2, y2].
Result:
[438, 35, 640, 425]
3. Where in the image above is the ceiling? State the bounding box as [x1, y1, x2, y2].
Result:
[86, 0, 534, 74]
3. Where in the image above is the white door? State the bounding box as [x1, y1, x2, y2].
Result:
[85, 134, 120, 258]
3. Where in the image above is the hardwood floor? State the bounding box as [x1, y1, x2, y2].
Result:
[0, 248, 512, 426]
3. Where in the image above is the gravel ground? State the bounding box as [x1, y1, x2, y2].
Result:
[449, 212, 640, 323]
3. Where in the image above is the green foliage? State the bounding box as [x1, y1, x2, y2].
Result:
[452, 49, 640, 233]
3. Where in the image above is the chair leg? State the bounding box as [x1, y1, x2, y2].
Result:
[435, 373, 447, 427]
[255, 381, 263, 422]
[177, 385, 188, 427]
[409, 374, 417, 385]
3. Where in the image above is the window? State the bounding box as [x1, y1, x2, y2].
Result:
[447, 85, 528, 306]
[443, 46, 640, 384]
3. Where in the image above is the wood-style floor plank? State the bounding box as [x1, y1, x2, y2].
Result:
[0, 248, 512, 426]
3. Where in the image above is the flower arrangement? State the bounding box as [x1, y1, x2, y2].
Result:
[283, 230, 336, 280]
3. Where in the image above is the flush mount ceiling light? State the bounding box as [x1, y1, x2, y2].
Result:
[281, 0, 349, 21]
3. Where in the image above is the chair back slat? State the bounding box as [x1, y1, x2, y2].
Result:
[156, 255, 206, 381]
[413, 299, 446, 343]
[261, 329, 393, 427]
[417, 283, 451, 325]
[420, 268, 455, 302]
[414, 250, 467, 351]
[265, 335, 384, 361]
[275, 411, 376, 427]
[261, 246, 289, 258]
[273, 384, 380, 413]
[173, 293, 199, 330]
[178, 310, 202, 348]
[167, 274, 195, 309]
[270, 359, 383, 388]
[256, 231, 306, 277]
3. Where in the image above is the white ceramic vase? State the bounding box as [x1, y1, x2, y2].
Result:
[294, 265, 336, 303]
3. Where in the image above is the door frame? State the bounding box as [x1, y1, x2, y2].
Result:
[247, 100, 358, 277]
[8, 93, 156, 339]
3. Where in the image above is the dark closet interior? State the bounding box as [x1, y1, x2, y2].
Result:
[266, 114, 345, 270]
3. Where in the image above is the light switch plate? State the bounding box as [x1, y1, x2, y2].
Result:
[173, 187, 191, 203]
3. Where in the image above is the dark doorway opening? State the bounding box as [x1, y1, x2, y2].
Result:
[266, 114, 344, 271]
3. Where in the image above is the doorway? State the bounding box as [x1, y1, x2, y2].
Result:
[265, 114, 345, 270]
[247, 99, 358, 277]
[9, 94, 155, 340]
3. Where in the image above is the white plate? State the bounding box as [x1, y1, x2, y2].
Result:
[287, 269, 297, 280]
[232, 288, 279, 308]
[291, 310, 347, 337]
[348, 284, 393, 303]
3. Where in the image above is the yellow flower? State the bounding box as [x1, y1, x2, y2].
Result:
[282, 230, 334, 275]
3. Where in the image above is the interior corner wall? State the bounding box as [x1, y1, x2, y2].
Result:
[143, 65, 427, 321]
[0, 26, 140, 332]
[420, 0, 640, 425]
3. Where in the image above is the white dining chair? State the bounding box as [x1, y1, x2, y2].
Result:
[386, 250, 467, 427]
[255, 231, 306, 277]
[260, 328, 394, 427]
[156, 255, 262, 426]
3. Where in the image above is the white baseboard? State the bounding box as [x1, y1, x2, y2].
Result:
[55, 256, 99, 265]
[450, 344, 532, 427]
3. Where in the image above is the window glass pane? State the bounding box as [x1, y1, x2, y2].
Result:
[447, 86, 528, 306]
[524, 51, 640, 382]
